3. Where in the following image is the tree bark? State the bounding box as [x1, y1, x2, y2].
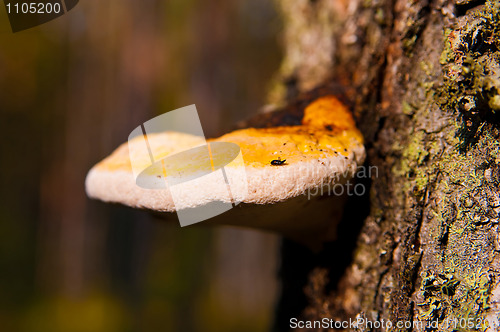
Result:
[273, 0, 500, 331]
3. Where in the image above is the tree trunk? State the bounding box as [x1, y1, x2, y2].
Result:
[273, 0, 500, 331]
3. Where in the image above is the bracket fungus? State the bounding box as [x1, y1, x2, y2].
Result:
[86, 96, 365, 248]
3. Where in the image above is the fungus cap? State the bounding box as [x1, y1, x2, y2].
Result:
[86, 96, 365, 246]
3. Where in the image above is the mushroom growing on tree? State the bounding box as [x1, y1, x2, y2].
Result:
[86, 95, 365, 249]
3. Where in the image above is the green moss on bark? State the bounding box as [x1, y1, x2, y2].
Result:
[436, 0, 500, 152]
[391, 2, 500, 329]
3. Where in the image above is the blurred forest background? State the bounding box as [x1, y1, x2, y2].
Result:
[0, 0, 283, 331]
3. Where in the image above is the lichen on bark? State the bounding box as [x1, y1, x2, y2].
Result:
[273, 0, 500, 331]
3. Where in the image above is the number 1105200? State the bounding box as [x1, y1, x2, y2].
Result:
[6, 2, 62, 14]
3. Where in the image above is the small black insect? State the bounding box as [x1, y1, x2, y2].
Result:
[271, 157, 286, 166]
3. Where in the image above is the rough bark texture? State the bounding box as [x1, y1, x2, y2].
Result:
[273, 0, 500, 331]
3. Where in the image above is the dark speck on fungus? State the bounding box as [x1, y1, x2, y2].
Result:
[271, 157, 287, 166]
